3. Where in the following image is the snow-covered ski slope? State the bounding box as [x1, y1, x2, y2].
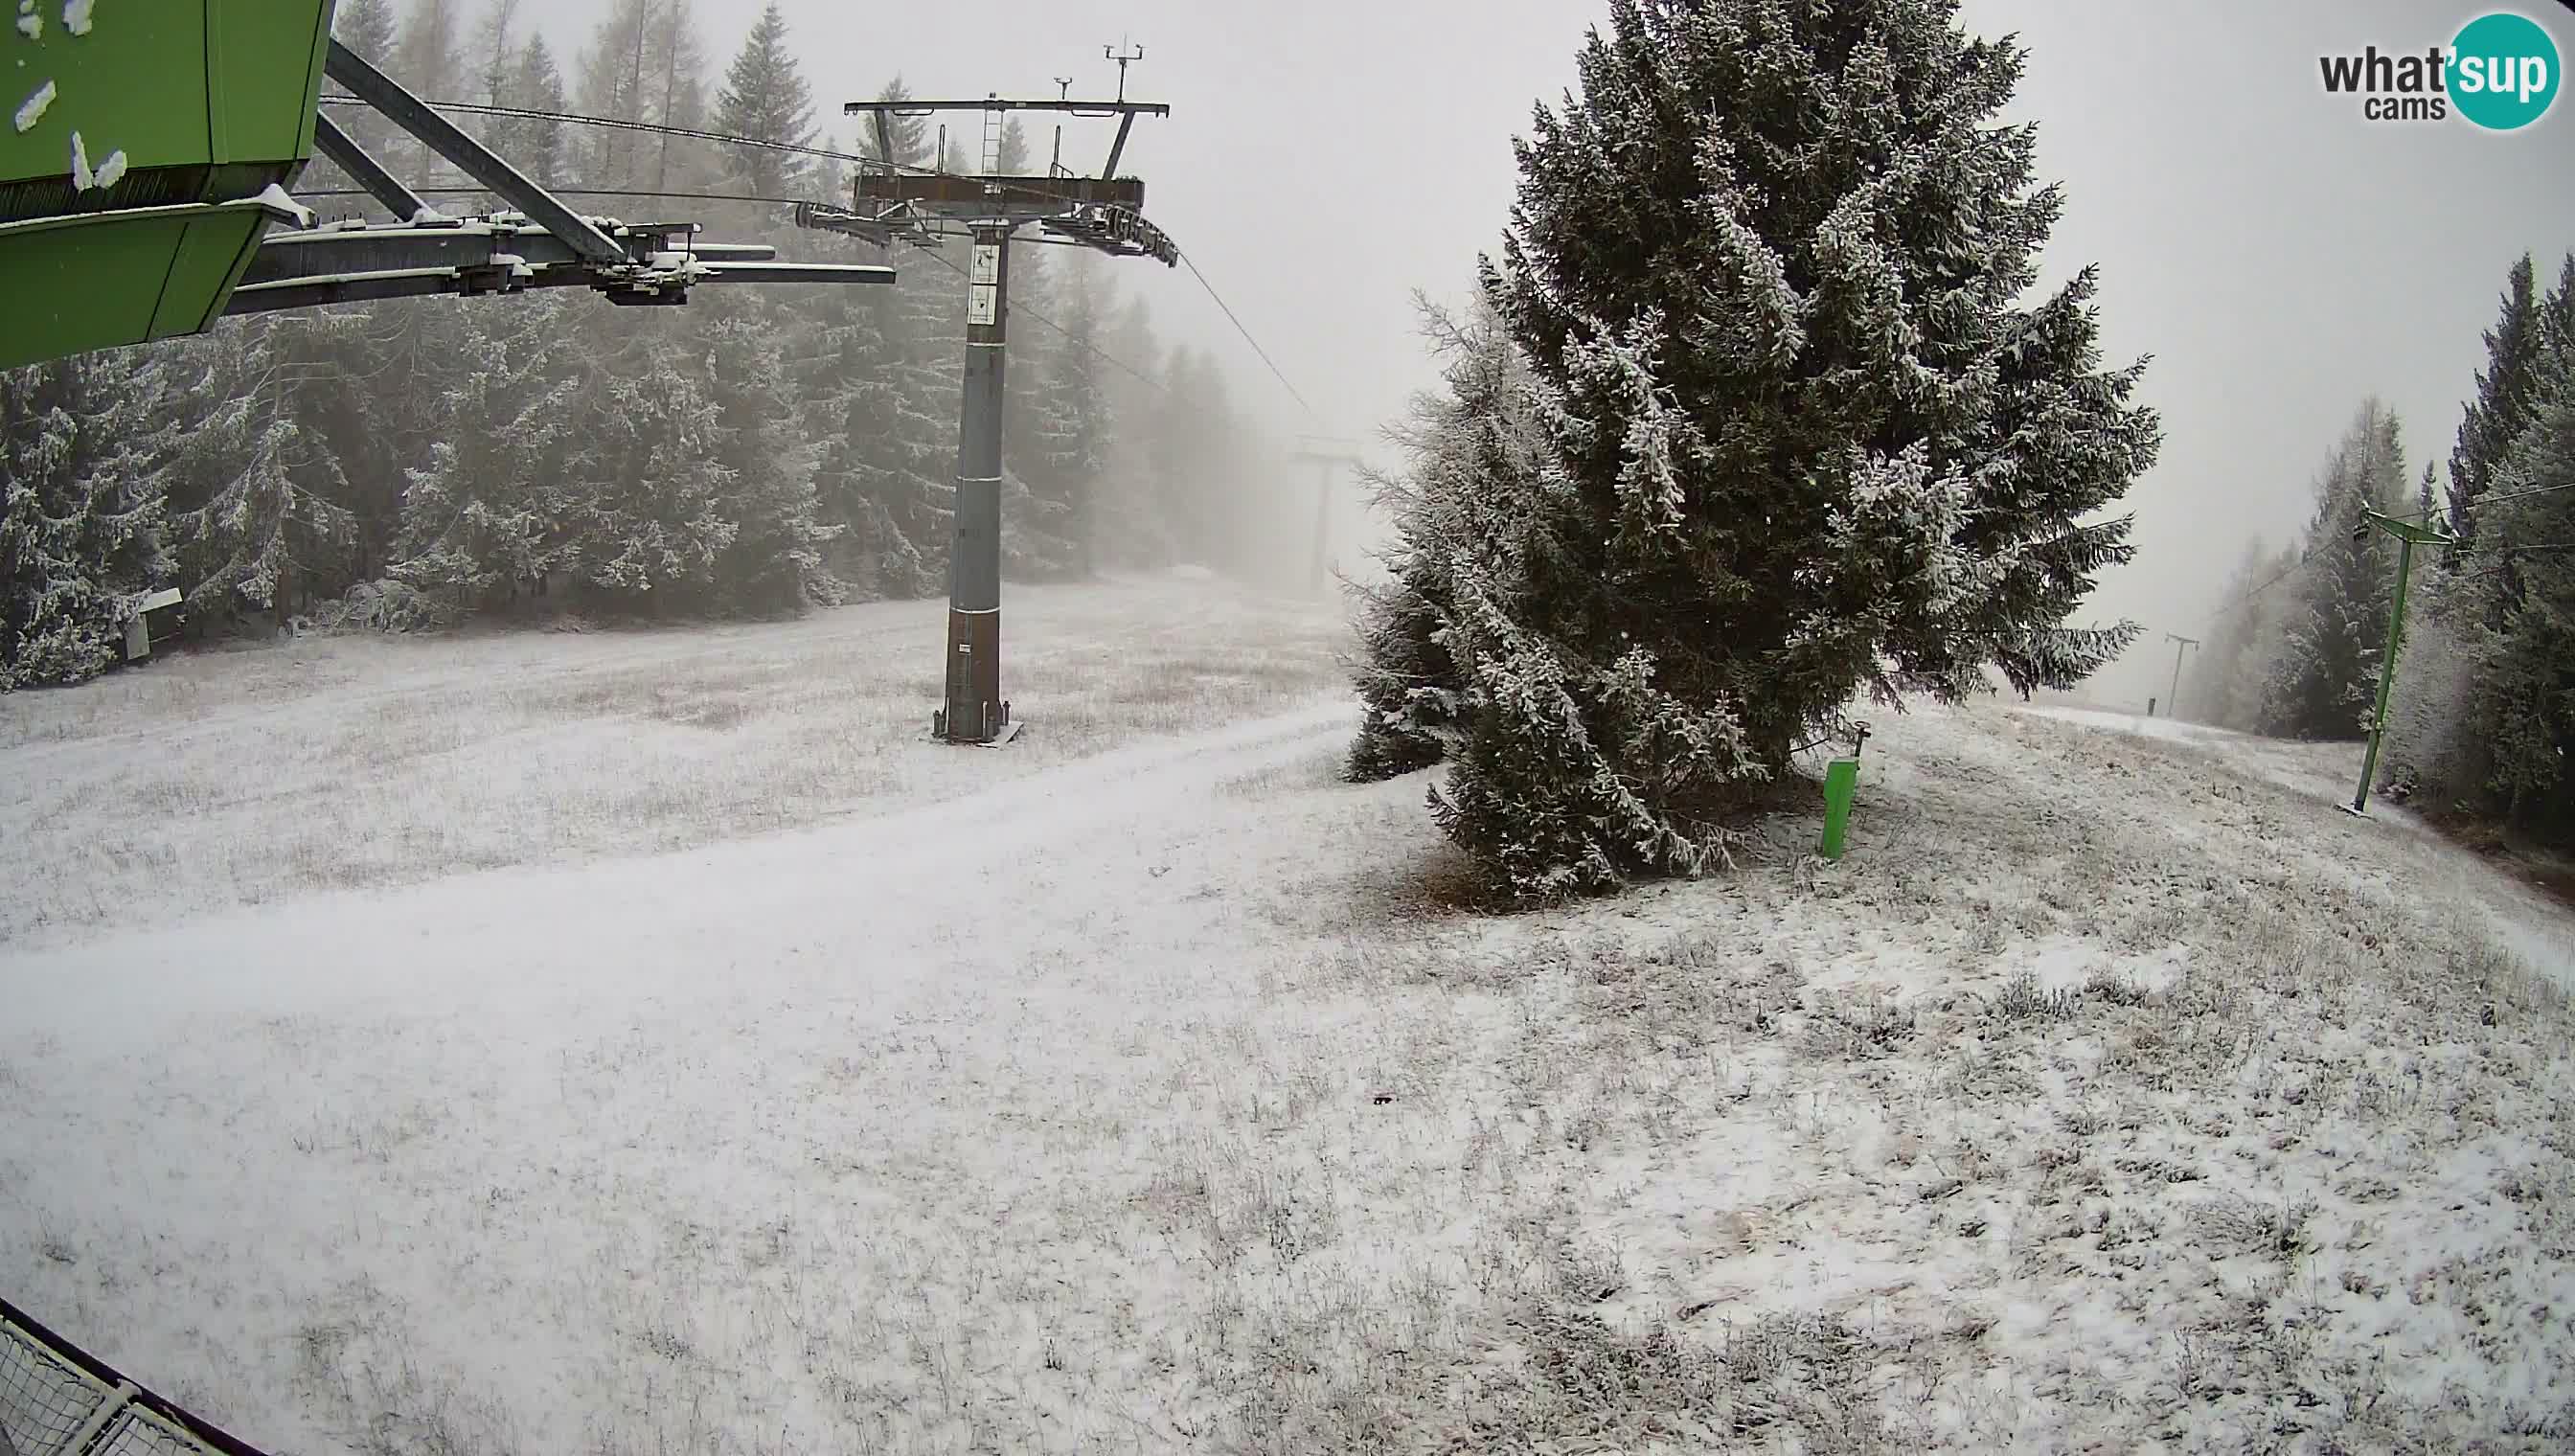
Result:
[5, 576, 2570, 1454]
[2019, 703, 2575, 981]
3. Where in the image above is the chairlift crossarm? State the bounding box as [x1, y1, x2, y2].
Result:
[248, 41, 900, 317]
[844, 97, 1168, 183]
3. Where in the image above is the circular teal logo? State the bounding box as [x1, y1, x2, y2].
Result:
[2450, 11, 2561, 130]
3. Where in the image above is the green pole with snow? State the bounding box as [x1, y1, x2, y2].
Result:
[2346, 508, 2457, 818]
[1819, 758, 1860, 858]
[1819, 723, 1869, 859]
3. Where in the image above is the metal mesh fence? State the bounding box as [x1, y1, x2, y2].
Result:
[87, 1405, 218, 1456]
[0, 1321, 105, 1456]
[0, 1303, 263, 1456]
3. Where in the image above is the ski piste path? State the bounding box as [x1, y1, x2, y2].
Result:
[1, 694, 1367, 1033]
[2017, 703, 2575, 985]
[1, 693, 1386, 1450]
[10, 693, 2575, 1451]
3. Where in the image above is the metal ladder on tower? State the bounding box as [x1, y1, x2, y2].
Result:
[980, 98, 1006, 197]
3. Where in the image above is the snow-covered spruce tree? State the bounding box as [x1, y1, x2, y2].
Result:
[160, 320, 356, 630]
[801, 295, 920, 598]
[331, 0, 400, 154]
[2256, 400, 2409, 741]
[511, 33, 570, 188]
[392, 0, 465, 185]
[0, 353, 172, 688]
[384, 293, 581, 625]
[2385, 261, 2575, 825]
[555, 363, 737, 614]
[2450, 334, 2575, 836]
[1025, 254, 1115, 578]
[1088, 293, 1179, 569]
[838, 78, 963, 598]
[263, 306, 410, 595]
[2453, 254, 2575, 632]
[712, 2, 814, 201]
[1148, 349, 1246, 571]
[2219, 545, 2303, 732]
[1347, 294, 1539, 782]
[2378, 565, 2484, 809]
[2178, 537, 2274, 730]
[699, 305, 843, 613]
[565, 0, 720, 212]
[2448, 253, 2548, 557]
[1392, 0, 2157, 900]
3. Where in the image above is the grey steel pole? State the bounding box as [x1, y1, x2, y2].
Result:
[941, 223, 1012, 741]
[1309, 457, 1333, 596]
[2162, 633, 2198, 721]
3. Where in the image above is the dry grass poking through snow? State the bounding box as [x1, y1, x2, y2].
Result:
[1226, 706, 2575, 1453]
[0, 574, 1343, 947]
[5, 622, 2573, 1455]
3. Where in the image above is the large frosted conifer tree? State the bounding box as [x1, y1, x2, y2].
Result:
[1361, 0, 2161, 900]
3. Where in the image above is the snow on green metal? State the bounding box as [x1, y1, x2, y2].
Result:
[1, 1, 337, 370]
[1820, 757, 1861, 860]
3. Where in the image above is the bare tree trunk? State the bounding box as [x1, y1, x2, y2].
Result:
[623, 0, 648, 186]
[653, 0, 682, 194]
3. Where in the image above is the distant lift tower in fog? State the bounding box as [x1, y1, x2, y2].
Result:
[1287, 436, 1367, 598]
[2159, 633, 2199, 720]
[801, 47, 1176, 745]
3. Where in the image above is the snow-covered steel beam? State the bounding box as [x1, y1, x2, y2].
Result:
[225, 259, 893, 316]
[309, 113, 436, 225]
[692, 262, 899, 286]
[323, 39, 627, 267]
[855, 171, 1145, 215]
[243, 223, 775, 287]
[1103, 112, 1137, 180]
[224, 266, 587, 313]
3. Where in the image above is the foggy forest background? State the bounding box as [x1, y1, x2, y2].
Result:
[2176, 250, 2575, 843]
[1, 0, 1299, 660]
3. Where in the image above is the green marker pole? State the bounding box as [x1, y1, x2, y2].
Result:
[1820, 757, 1860, 859]
[2347, 508, 2455, 818]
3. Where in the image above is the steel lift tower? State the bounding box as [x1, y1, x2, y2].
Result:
[2159, 632, 2199, 720]
[1287, 435, 1367, 598]
[803, 48, 1176, 745]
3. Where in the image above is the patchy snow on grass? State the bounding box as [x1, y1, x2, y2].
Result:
[3, 590, 2570, 1455]
[0, 576, 1348, 949]
[2013, 702, 2575, 987]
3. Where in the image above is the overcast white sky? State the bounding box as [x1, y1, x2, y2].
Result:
[542, 0, 2573, 700]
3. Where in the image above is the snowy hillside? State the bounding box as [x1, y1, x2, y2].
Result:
[4, 577, 2571, 1454]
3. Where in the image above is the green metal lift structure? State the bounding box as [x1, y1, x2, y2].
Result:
[2344, 507, 2459, 817]
[0, 0, 894, 375]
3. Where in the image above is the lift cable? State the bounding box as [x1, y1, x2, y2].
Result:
[1174, 250, 1320, 422]
[314, 95, 1128, 214]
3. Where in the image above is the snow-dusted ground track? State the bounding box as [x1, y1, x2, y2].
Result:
[4, 578, 2570, 1453]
